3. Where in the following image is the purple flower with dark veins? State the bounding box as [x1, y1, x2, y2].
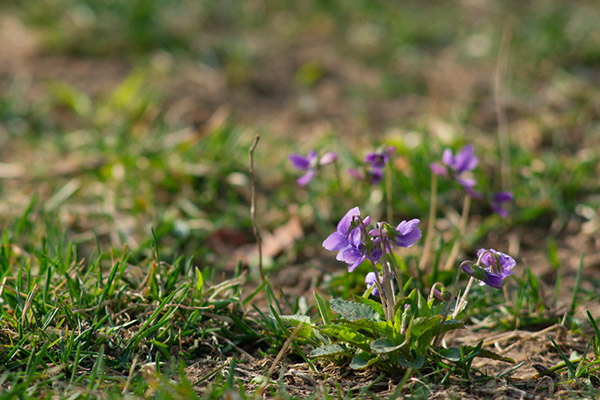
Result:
[322, 207, 362, 254]
[323, 207, 379, 272]
[491, 191, 513, 218]
[337, 224, 382, 272]
[370, 219, 422, 251]
[289, 150, 337, 186]
[462, 248, 516, 289]
[393, 219, 423, 247]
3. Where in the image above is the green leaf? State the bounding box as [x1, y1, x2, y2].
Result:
[411, 356, 425, 369]
[195, 267, 204, 295]
[438, 320, 465, 335]
[310, 344, 347, 358]
[416, 290, 431, 317]
[350, 351, 379, 370]
[329, 299, 381, 322]
[437, 347, 461, 362]
[474, 348, 515, 363]
[314, 292, 332, 325]
[409, 315, 442, 337]
[370, 339, 404, 354]
[587, 310, 600, 356]
[280, 315, 314, 339]
[439, 346, 515, 364]
[353, 295, 384, 319]
[280, 314, 313, 325]
[320, 325, 371, 350]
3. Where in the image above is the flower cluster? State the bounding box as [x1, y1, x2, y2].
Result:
[323, 206, 421, 287]
[430, 144, 479, 197]
[322, 207, 377, 272]
[289, 150, 338, 186]
[431, 144, 513, 218]
[348, 146, 396, 184]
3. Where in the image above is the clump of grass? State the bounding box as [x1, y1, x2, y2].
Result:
[0, 214, 276, 398]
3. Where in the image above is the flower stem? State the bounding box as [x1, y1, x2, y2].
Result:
[369, 259, 390, 321]
[452, 276, 474, 320]
[384, 239, 404, 299]
[384, 262, 396, 316]
[377, 225, 395, 321]
[307, 187, 328, 235]
[333, 160, 345, 207]
[442, 194, 471, 271]
[417, 173, 438, 275]
[433, 264, 462, 347]
[385, 161, 392, 223]
[358, 217, 390, 321]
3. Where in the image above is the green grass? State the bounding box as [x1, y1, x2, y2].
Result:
[1, 0, 600, 398]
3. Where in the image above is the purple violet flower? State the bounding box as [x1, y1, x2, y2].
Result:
[364, 146, 396, 169]
[430, 163, 447, 177]
[462, 248, 516, 289]
[289, 150, 337, 186]
[322, 206, 363, 253]
[365, 272, 384, 298]
[393, 219, 423, 247]
[443, 144, 478, 174]
[322, 207, 379, 272]
[369, 219, 422, 251]
[491, 191, 513, 218]
[319, 151, 338, 166]
[348, 167, 383, 184]
[431, 144, 480, 196]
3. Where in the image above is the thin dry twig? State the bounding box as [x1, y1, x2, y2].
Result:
[249, 134, 265, 284]
[257, 324, 303, 396]
[122, 356, 139, 394]
[495, 25, 513, 194]
[442, 195, 471, 271]
[21, 284, 38, 325]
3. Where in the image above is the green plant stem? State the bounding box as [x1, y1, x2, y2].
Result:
[417, 173, 438, 275]
[333, 161, 344, 206]
[384, 262, 396, 316]
[249, 135, 265, 284]
[384, 240, 404, 299]
[378, 225, 396, 315]
[452, 276, 474, 320]
[359, 218, 390, 321]
[307, 187, 328, 235]
[443, 195, 471, 271]
[369, 259, 390, 321]
[433, 264, 462, 347]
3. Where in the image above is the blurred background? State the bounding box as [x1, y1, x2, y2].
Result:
[1, 0, 599, 286]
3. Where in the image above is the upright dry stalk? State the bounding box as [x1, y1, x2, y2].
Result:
[417, 173, 438, 274]
[442, 195, 471, 271]
[249, 134, 265, 284]
[495, 26, 512, 194]
[385, 161, 392, 223]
